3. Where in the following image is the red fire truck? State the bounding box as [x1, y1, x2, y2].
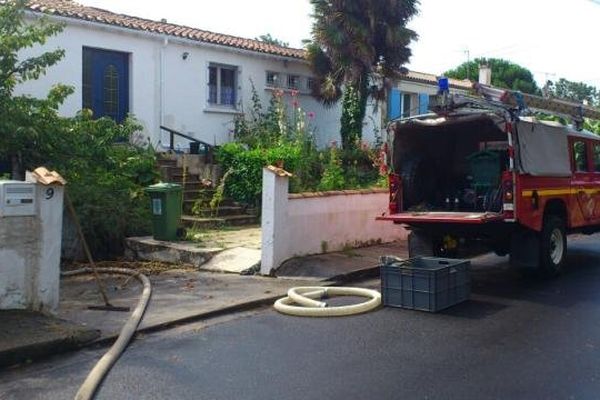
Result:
[378, 84, 600, 276]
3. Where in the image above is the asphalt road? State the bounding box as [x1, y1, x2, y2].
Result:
[3, 236, 600, 400]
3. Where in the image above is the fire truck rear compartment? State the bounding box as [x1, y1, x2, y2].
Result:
[393, 116, 509, 213]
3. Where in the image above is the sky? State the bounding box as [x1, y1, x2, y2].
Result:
[78, 0, 600, 89]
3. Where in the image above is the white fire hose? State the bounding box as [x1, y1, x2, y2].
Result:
[274, 286, 381, 317]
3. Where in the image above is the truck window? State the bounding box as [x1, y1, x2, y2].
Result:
[594, 144, 600, 172]
[573, 141, 588, 172]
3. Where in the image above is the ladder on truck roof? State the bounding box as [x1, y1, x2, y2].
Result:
[474, 83, 600, 124]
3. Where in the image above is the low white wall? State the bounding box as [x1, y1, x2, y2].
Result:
[260, 168, 406, 274]
[0, 182, 64, 312]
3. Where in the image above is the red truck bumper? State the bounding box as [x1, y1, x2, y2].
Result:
[376, 211, 504, 225]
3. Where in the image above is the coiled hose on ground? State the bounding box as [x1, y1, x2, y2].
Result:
[61, 267, 152, 400]
[274, 286, 381, 317]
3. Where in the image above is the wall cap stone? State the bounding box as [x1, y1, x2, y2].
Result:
[288, 187, 387, 200]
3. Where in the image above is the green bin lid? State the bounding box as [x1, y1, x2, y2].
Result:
[145, 182, 182, 192]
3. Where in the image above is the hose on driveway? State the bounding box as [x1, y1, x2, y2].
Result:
[62, 267, 152, 400]
[274, 286, 381, 317]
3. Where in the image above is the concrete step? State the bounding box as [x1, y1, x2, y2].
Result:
[181, 214, 259, 229]
[157, 158, 177, 167]
[172, 173, 201, 181]
[189, 205, 247, 217]
[182, 199, 238, 214]
[158, 165, 186, 182]
[124, 236, 222, 267]
[171, 181, 211, 191]
[159, 165, 184, 173]
[183, 188, 216, 200]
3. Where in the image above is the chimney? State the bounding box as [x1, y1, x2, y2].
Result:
[479, 63, 492, 86]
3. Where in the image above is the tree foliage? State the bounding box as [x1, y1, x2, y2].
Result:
[255, 33, 289, 48]
[0, 0, 71, 175]
[0, 0, 158, 257]
[307, 0, 418, 149]
[544, 78, 599, 107]
[445, 58, 540, 95]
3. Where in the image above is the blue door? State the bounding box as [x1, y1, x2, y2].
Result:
[82, 47, 129, 123]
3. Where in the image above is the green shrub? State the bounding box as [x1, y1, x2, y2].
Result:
[224, 78, 388, 200]
[42, 112, 158, 257]
[318, 146, 345, 191]
[216, 142, 301, 205]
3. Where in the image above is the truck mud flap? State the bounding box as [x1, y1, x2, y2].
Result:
[510, 229, 540, 269]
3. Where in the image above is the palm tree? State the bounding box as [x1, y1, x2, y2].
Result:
[307, 0, 419, 149]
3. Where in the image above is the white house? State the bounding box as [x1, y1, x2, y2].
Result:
[16, 0, 471, 150]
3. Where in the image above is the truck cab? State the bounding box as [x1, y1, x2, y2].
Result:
[378, 88, 600, 276]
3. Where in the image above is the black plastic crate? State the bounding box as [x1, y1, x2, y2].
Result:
[380, 256, 471, 312]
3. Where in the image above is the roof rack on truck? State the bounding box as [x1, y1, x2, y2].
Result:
[429, 82, 600, 129]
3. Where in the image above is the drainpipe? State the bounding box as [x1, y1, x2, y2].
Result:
[159, 36, 168, 145]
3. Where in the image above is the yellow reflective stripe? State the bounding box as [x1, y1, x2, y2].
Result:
[522, 188, 600, 197]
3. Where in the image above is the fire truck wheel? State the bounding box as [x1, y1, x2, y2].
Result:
[539, 215, 567, 276]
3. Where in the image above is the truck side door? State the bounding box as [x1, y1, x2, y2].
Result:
[590, 141, 600, 222]
[570, 138, 595, 226]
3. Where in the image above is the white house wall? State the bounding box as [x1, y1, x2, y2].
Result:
[15, 17, 345, 148]
[15, 20, 160, 140]
[15, 15, 459, 150]
[160, 41, 342, 148]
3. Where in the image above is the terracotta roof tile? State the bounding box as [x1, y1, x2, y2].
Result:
[19, 0, 475, 89]
[403, 70, 473, 90]
[22, 0, 306, 59]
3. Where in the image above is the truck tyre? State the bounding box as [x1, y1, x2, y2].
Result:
[539, 215, 567, 276]
[408, 231, 435, 258]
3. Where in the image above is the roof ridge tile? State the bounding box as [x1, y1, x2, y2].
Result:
[22, 0, 306, 59]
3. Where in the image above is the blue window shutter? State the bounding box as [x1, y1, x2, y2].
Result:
[419, 93, 430, 114]
[389, 89, 401, 119]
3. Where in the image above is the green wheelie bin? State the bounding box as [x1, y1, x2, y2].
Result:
[145, 182, 183, 241]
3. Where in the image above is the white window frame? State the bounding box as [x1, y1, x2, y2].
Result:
[207, 63, 238, 109]
[306, 77, 315, 92]
[287, 74, 300, 90]
[266, 71, 280, 88]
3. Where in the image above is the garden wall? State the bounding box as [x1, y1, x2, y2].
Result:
[261, 167, 407, 275]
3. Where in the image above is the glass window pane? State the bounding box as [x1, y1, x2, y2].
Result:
[594, 144, 600, 172]
[574, 141, 588, 172]
[287, 75, 299, 89]
[306, 77, 314, 91]
[103, 64, 119, 118]
[208, 66, 217, 104]
[266, 71, 279, 87]
[402, 94, 411, 117]
[220, 67, 235, 106]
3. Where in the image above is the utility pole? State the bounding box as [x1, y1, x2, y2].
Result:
[464, 49, 471, 81]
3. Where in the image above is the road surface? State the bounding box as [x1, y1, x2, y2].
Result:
[2, 236, 600, 399]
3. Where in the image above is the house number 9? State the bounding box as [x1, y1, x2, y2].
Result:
[45, 188, 54, 200]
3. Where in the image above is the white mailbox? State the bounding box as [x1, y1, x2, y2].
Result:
[0, 181, 36, 217]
